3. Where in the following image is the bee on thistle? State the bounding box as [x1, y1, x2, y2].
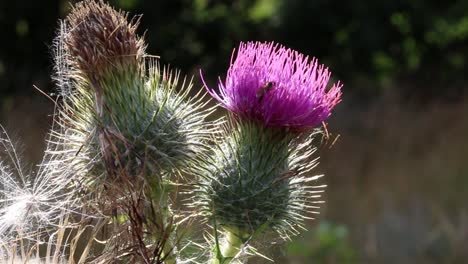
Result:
[256, 81, 275, 102]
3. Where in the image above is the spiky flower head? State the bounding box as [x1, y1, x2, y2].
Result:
[204, 41, 342, 130]
[195, 42, 342, 262]
[51, 2, 218, 261]
[64, 0, 145, 82]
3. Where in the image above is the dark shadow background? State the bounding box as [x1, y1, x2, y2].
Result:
[0, 0, 467, 263]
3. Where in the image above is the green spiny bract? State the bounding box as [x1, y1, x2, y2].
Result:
[59, 62, 214, 183]
[193, 120, 325, 241]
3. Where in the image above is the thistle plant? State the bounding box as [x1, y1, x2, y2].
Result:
[197, 42, 342, 263]
[0, 1, 342, 263]
[51, 0, 216, 262]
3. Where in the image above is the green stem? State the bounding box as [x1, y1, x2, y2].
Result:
[149, 178, 177, 264]
[211, 230, 243, 264]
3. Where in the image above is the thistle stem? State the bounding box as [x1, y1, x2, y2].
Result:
[150, 180, 177, 264]
[211, 230, 243, 264]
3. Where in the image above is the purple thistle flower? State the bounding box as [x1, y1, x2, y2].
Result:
[202, 41, 342, 130]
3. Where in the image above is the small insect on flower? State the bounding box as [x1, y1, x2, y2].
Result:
[256, 81, 275, 102]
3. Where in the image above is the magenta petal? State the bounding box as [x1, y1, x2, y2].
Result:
[202, 41, 343, 130]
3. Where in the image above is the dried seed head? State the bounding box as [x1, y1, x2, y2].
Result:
[65, 0, 145, 81]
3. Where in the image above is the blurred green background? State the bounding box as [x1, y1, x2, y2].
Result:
[0, 0, 467, 263]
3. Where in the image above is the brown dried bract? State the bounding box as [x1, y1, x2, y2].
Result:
[65, 0, 145, 81]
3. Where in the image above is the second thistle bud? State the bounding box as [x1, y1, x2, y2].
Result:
[53, 2, 217, 261]
[59, 0, 214, 178]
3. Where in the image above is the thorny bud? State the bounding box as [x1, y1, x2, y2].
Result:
[64, 0, 145, 82]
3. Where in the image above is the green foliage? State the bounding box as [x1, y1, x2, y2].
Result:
[287, 221, 358, 264]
